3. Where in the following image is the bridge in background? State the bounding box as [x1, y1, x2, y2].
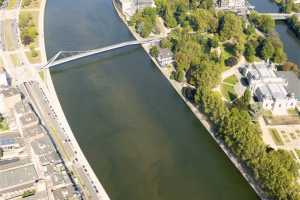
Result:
[259, 13, 300, 20]
[44, 38, 160, 68]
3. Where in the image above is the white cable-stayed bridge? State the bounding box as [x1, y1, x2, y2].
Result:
[43, 38, 160, 69]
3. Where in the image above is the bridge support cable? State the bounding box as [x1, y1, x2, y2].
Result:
[43, 38, 161, 69]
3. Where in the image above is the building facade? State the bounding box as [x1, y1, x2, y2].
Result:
[157, 48, 174, 67]
[242, 62, 297, 115]
[116, 0, 155, 18]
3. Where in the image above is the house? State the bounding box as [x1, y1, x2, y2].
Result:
[115, 0, 155, 18]
[157, 48, 174, 67]
[242, 62, 297, 115]
[215, 0, 249, 14]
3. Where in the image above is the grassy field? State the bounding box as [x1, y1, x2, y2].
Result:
[10, 53, 22, 66]
[7, 0, 17, 9]
[26, 50, 41, 64]
[0, 120, 8, 132]
[22, 0, 41, 8]
[3, 20, 18, 51]
[19, 11, 39, 47]
[269, 128, 284, 146]
[223, 75, 238, 85]
[221, 84, 236, 101]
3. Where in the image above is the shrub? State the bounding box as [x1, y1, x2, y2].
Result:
[225, 56, 238, 67]
[150, 46, 159, 58]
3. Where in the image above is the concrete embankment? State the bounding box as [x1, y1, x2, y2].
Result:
[38, 1, 110, 199]
[112, 1, 268, 199]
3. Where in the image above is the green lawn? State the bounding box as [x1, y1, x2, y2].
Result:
[295, 149, 300, 159]
[221, 84, 236, 101]
[22, 0, 41, 8]
[223, 75, 238, 85]
[10, 53, 22, 66]
[7, 0, 17, 9]
[26, 50, 41, 64]
[269, 128, 284, 146]
[0, 120, 8, 132]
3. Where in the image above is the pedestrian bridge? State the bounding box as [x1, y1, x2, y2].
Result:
[43, 38, 160, 69]
[260, 13, 300, 20]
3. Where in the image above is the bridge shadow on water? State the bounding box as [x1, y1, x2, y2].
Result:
[50, 45, 143, 74]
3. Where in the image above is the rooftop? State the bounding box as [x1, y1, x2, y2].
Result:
[52, 185, 78, 200]
[14, 101, 31, 115]
[31, 135, 55, 156]
[276, 71, 300, 100]
[23, 125, 46, 138]
[1, 87, 19, 98]
[0, 164, 38, 191]
[19, 112, 39, 127]
[158, 48, 173, 59]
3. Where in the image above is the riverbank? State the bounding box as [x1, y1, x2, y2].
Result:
[37, 1, 110, 199]
[112, 1, 268, 200]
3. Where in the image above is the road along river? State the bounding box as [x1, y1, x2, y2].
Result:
[44, 0, 260, 199]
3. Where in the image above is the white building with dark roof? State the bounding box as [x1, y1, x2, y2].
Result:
[157, 48, 174, 67]
[243, 62, 297, 115]
[115, 0, 155, 18]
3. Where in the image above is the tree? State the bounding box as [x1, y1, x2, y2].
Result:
[236, 89, 251, 110]
[225, 57, 238, 67]
[207, 36, 219, 48]
[0, 148, 3, 159]
[165, 7, 177, 28]
[176, 70, 185, 82]
[260, 39, 274, 61]
[190, 9, 218, 33]
[150, 46, 159, 58]
[29, 44, 38, 57]
[160, 38, 172, 49]
[244, 43, 256, 63]
[219, 13, 243, 41]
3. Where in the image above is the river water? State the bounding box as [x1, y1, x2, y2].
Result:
[249, 0, 300, 67]
[43, 0, 279, 200]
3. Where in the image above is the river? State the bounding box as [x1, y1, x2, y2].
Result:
[44, 0, 266, 200]
[249, 0, 300, 67]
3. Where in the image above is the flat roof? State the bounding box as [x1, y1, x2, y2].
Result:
[19, 112, 39, 126]
[1, 87, 19, 98]
[52, 185, 78, 200]
[0, 157, 31, 171]
[23, 125, 46, 138]
[277, 71, 300, 100]
[31, 135, 55, 156]
[14, 101, 31, 115]
[0, 164, 38, 190]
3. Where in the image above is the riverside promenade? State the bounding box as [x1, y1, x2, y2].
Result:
[36, 0, 110, 199]
[112, 1, 268, 200]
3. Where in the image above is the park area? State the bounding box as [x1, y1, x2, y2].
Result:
[220, 75, 238, 101]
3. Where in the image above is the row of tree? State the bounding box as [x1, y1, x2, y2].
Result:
[19, 12, 38, 45]
[129, 7, 157, 38]
[149, 1, 300, 199]
[287, 15, 300, 39]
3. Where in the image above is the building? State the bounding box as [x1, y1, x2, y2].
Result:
[157, 48, 174, 67]
[276, 71, 300, 101]
[0, 87, 21, 114]
[242, 62, 297, 115]
[115, 0, 155, 18]
[0, 164, 38, 198]
[19, 112, 39, 129]
[215, 0, 249, 14]
[0, 132, 23, 159]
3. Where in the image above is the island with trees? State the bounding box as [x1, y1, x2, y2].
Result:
[115, 0, 300, 199]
